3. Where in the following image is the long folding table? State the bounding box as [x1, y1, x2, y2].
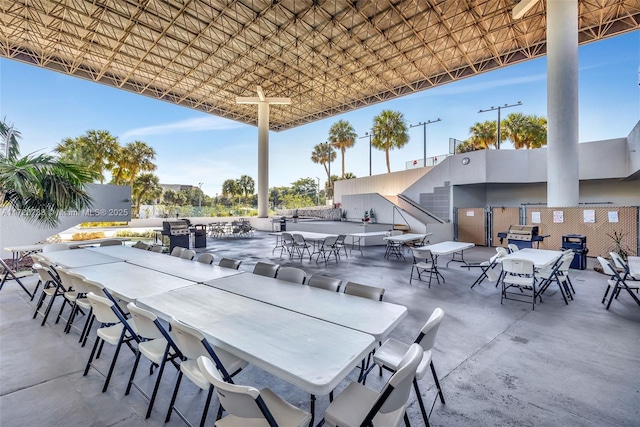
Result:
[269, 231, 337, 254]
[39, 249, 123, 269]
[417, 241, 475, 267]
[500, 248, 562, 269]
[70, 262, 195, 302]
[347, 231, 389, 255]
[204, 272, 407, 340]
[138, 284, 376, 426]
[86, 245, 158, 260]
[126, 254, 242, 282]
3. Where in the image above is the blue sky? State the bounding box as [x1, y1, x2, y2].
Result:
[1, 31, 638, 197]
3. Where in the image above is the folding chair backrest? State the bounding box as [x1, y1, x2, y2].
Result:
[150, 245, 163, 253]
[68, 271, 89, 294]
[169, 317, 212, 360]
[34, 266, 57, 284]
[82, 278, 107, 298]
[559, 253, 575, 273]
[282, 233, 294, 244]
[597, 256, 617, 277]
[253, 262, 279, 278]
[502, 258, 534, 275]
[180, 249, 196, 260]
[219, 258, 242, 270]
[127, 302, 164, 340]
[491, 247, 509, 262]
[507, 244, 520, 253]
[373, 344, 423, 416]
[307, 275, 341, 292]
[54, 266, 75, 291]
[171, 247, 185, 257]
[322, 235, 338, 247]
[344, 281, 384, 301]
[416, 308, 444, 351]
[388, 230, 403, 237]
[276, 266, 306, 284]
[336, 234, 347, 245]
[197, 357, 267, 420]
[609, 252, 627, 270]
[292, 234, 306, 244]
[197, 253, 215, 264]
[87, 292, 121, 324]
[411, 248, 432, 262]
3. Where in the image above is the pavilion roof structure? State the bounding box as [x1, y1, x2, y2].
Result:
[1, 0, 638, 131]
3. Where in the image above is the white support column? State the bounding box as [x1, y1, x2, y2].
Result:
[547, 0, 579, 207]
[257, 102, 269, 218]
[237, 86, 291, 218]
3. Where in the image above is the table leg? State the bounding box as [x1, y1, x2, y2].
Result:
[350, 236, 364, 255]
[272, 235, 283, 254]
[446, 250, 470, 267]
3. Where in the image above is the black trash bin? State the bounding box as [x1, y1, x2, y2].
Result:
[279, 217, 287, 232]
[193, 229, 207, 248]
[561, 234, 588, 270]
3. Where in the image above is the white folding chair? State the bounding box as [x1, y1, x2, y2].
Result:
[219, 258, 242, 270]
[307, 275, 342, 292]
[292, 233, 312, 260]
[100, 239, 123, 247]
[470, 247, 508, 289]
[166, 317, 248, 427]
[324, 344, 423, 427]
[83, 293, 138, 393]
[32, 266, 67, 326]
[537, 253, 574, 304]
[149, 245, 164, 253]
[198, 356, 311, 427]
[344, 281, 384, 301]
[372, 308, 445, 425]
[171, 246, 185, 257]
[280, 232, 296, 258]
[409, 248, 442, 287]
[500, 258, 537, 310]
[197, 253, 215, 265]
[180, 249, 196, 260]
[276, 266, 306, 284]
[253, 262, 280, 278]
[507, 243, 520, 253]
[314, 235, 340, 264]
[125, 303, 182, 419]
[598, 257, 640, 310]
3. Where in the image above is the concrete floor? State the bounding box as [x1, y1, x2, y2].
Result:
[1, 232, 639, 426]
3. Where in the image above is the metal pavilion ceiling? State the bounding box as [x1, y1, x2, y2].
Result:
[1, 1, 639, 130]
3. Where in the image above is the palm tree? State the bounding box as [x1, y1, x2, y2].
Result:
[371, 110, 409, 173]
[237, 175, 255, 204]
[311, 143, 336, 187]
[525, 115, 548, 149]
[468, 121, 499, 150]
[55, 130, 119, 184]
[343, 172, 356, 179]
[1, 118, 95, 227]
[501, 113, 529, 149]
[112, 141, 157, 186]
[328, 120, 357, 178]
[222, 179, 239, 199]
[132, 173, 162, 217]
[455, 140, 476, 153]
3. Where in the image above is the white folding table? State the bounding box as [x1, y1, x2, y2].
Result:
[348, 231, 389, 254]
[417, 241, 476, 267]
[39, 249, 123, 269]
[501, 248, 563, 269]
[86, 245, 158, 261]
[269, 231, 337, 253]
[137, 284, 375, 425]
[383, 233, 432, 260]
[70, 262, 195, 302]
[204, 273, 407, 340]
[126, 255, 242, 283]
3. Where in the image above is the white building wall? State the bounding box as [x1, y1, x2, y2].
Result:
[334, 168, 430, 203]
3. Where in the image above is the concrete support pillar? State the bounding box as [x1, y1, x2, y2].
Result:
[547, 0, 579, 207]
[257, 102, 269, 218]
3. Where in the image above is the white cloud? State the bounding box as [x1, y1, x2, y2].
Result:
[120, 116, 245, 140]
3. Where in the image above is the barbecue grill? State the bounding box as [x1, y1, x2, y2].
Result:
[497, 225, 548, 249]
[162, 220, 190, 253]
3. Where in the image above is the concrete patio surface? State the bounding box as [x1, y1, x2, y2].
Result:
[1, 231, 639, 426]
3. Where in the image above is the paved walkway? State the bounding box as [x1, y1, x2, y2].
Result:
[1, 232, 639, 426]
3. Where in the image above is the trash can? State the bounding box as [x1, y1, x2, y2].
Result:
[279, 217, 287, 232]
[193, 229, 207, 248]
[561, 234, 588, 270]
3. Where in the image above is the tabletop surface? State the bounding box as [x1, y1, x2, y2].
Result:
[348, 231, 390, 238]
[204, 273, 407, 340]
[501, 248, 562, 268]
[270, 231, 337, 240]
[384, 233, 430, 242]
[70, 262, 195, 301]
[126, 255, 243, 282]
[418, 241, 475, 255]
[86, 245, 157, 260]
[39, 249, 123, 269]
[5, 238, 130, 253]
[138, 284, 375, 395]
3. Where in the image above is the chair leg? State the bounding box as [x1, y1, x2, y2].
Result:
[199, 385, 215, 427]
[102, 332, 126, 393]
[146, 356, 169, 419]
[55, 297, 69, 324]
[84, 336, 101, 376]
[82, 315, 95, 347]
[40, 292, 59, 326]
[33, 291, 47, 319]
[31, 280, 42, 301]
[413, 378, 430, 427]
[126, 351, 142, 396]
[431, 361, 445, 404]
[404, 411, 413, 427]
[165, 371, 183, 422]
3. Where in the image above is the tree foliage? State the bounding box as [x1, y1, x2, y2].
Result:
[328, 120, 357, 178]
[371, 110, 409, 173]
[1, 118, 95, 227]
[55, 130, 119, 184]
[112, 141, 157, 186]
[311, 143, 336, 189]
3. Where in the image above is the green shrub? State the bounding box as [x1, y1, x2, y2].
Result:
[115, 229, 156, 238]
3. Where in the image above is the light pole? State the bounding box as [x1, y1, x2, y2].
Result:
[478, 101, 522, 149]
[410, 118, 441, 167]
[359, 132, 373, 176]
[197, 182, 203, 210]
[325, 142, 332, 200]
